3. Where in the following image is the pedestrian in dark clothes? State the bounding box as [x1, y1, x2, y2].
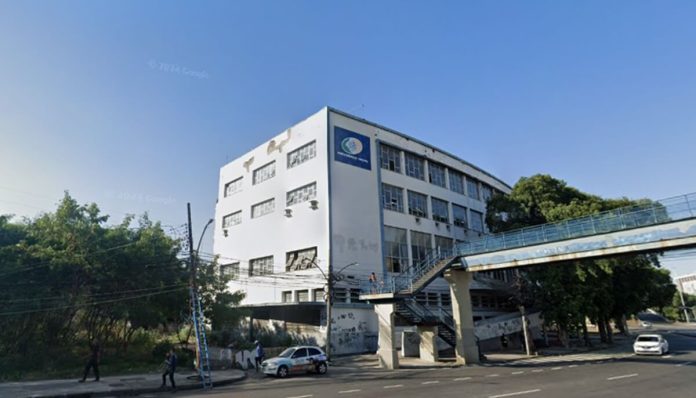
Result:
[160, 348, 177, 390]
[78, 339, 101, 382]
[254, 341, 264, 372]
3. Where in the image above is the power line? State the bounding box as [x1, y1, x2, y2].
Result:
[0, 286, 189, 317]
[0, 283, 189, 304]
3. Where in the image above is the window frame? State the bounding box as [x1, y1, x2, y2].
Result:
[407, 190, 429, 218]
[287, 140, 317, 169]
[431, 197, 449, 223]
[382, 184, 404, 213]
[380, 144, 402, 173]
[252, 161, 276, 185]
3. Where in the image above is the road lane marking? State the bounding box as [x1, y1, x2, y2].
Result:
[487, 374, 500, 377]
[287, 395, 313, 398]
[663, 355, 673, 358]
[551, 367, 562, 370]
[676, 361, 692, 367]
[489, 389, 542, 398]
[422, 380, 440, 385]
[531, 369, 543, 373]
[607, 373, 638, 381]
[384, 384, 403, 389]
[568, 365, 578, 368]
[454, 377, 472, 381]
[339, 390, 361, 394]
[511, 371, 524, 375]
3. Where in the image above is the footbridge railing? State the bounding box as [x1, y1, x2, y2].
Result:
[361, 192, 696, 296]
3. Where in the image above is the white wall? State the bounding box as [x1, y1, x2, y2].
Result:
[214, 109, 330, 304]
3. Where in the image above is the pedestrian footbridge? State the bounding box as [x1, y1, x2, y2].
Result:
[361, 192, 696, 368]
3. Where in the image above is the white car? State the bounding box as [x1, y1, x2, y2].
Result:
[260, 346, 329, 378]
[633, 334, 669, 355]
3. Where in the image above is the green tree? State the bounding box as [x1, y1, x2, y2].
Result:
[486, 174, 676, 345]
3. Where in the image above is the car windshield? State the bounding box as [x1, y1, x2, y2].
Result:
[637, 336, 659, 342]
[278, 348, 295, 358]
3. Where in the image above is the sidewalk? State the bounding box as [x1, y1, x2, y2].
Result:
[0, 369, 246, 398]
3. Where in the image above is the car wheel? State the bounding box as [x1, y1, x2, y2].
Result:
[316, 361, 328, 375]
[277, 365, 289, 378]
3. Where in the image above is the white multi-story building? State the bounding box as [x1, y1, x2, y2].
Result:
[214, 107, 513, 354]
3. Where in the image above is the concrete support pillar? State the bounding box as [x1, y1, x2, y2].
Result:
[375, 303, 399, 369]
[444, 269, 479, 365]
[418, 325, 439, 362]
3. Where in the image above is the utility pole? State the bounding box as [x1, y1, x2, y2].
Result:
[325, 267, 333, 361]
[187, 203, 196, 288]
[186, 203, 200, 370]
[678, 279, 691, 323]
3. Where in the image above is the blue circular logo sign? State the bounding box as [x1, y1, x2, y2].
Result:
[340, 137, 363, 155]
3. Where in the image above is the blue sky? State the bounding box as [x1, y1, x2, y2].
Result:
[1, 1, 694, 275]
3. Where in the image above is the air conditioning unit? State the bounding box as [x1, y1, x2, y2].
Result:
[310, 199, 319, 210]
[285, 208, 293, 218]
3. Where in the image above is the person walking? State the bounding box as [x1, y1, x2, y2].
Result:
[254, 341, 265, 372]
[78, 339, 101, 382]
[160, 348, 177, 390]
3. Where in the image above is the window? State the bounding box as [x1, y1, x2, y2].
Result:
[428, 162, 446, 188]
[382, 184, 404, 213]
[380, 144, 401, 173]
[427, 292, 439, 306]
[313, 288, 325, 302]
[435, 235, 453, 252]
[407, 190, 428, 218]
[286, 182, 317, 207]
[431, 198, 449, 223]
[449, 170, 465, 195]
[349, 289, 360, 303]
[222, 211, 242, 228]
[384, 226, 408, 273]
[287, 141, 316, 168]
[404, 152, 425, 180]
[466, 177, 480, 200]
[297, 290, 309, 302]
[220, 262, 240, 280]
[452, 204, 468, 228]
[251, 198, 275, 218]
[471, 294, 481, 308]
[224, 177, 243, 197]
[481, 184, 493, 202]
[291, 348, 308, 359]
[441, 293, 451, 307]
[253, 161, 276, 185]
[333, 288, 348, 303]
[470, 210, 484, 232]
[285, 247, 317, 272]
[249, 255, 274, 276]
[410, 231, 432, 266]
[308, 347, 322, 356]
[281, 291, 292, 303]
[481, 295, 490, 308]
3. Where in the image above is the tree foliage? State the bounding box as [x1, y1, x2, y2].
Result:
[486, 175, 677, 345]
[0, 193, 243, 377]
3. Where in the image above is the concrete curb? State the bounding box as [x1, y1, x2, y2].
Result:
[36, 373, 247, 398]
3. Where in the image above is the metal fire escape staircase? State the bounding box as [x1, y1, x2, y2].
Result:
[391, 248, 460, 297]
[395, 299, 457, 347]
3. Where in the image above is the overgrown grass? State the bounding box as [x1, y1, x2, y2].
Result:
[0, 330, 192, 382]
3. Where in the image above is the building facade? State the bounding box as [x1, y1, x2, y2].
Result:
[214, 107, 513, 353]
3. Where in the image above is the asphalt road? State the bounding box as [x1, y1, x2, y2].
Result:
[152, 327, 696, 398]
